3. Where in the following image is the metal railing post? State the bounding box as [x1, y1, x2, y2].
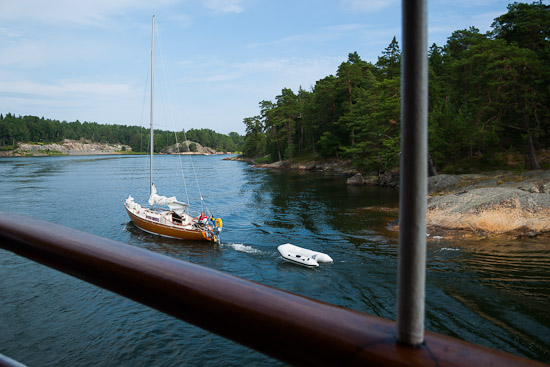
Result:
[397, 0, 428, 346]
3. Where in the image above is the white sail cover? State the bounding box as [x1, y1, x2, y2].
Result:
[125, 195, 141, 210]
[167, 202, 188, 216]
[148, 184, 188, 215]
[148, 183, 177, 206]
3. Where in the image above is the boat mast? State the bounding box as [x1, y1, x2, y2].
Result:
[150, 15, 155, 195]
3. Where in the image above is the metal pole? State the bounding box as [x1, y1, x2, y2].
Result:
[150, 15, 155, 194]
[397, 0, 428, 346]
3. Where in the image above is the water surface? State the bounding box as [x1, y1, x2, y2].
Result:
[0, 155, 548, 365]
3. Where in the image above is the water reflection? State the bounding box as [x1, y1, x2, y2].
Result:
[245, 168, 399, 246]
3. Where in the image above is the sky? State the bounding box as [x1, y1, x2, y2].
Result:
[0, 0, 513, 135]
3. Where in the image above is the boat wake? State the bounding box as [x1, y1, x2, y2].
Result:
[222, 243, 263, 254]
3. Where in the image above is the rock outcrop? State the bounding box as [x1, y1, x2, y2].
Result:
[7, 139, 131, 156]
[426, 170, 550, 237]
[0, 139, 225, 156]
[427, 187, 550, 237]
[428, 174, 461, 193]
[346, 172, 392, 186]
[252, 159, 357, 176]
[162, 141, 219, 155]
[347, 173, 365, 185]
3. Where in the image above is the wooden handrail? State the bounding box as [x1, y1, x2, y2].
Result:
[0, 353, 27, 367]
[0, 210, 545, 366]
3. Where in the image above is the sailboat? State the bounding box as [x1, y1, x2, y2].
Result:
[124, 15, 222, 243]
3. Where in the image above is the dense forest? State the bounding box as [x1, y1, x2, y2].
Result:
[0, 114, 244, 153]
[241, 2, 550, 173]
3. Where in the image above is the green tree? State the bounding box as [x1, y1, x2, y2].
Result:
[376, 36, 401, 79]
[335, 52, 377, 147]
[317, 131, 340, 158]
[258, 100, 282, 161]
[309, 76, 339, 155]
[492, 1, 550, 167]
[492, 1, 550, 55]
[243, 116, 265, 157]
[273, 88, 299, 162]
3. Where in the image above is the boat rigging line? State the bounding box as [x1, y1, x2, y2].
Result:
[151, 16, 214, 219]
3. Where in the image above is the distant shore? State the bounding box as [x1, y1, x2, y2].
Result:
[0, 139, 232, 157]
[0, 139, 131, 157]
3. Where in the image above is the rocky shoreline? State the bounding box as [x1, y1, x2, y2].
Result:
[231, 156, 550, 239]
[424, 171, 550, 239]
[227, 156, 403, 187]
[0, 139, 132, 156]
[251, 158, 358, 176]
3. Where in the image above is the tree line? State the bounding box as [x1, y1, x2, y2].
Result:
[0, 114, 244, 153]
[241, 2, 550, 173]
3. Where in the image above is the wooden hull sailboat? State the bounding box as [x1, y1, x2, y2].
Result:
[124, 193, 221, 242]
[123, 15, 222, 243]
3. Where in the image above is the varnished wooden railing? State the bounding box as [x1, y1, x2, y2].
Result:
[0, 353, 27, 367]
[0, 210, 545, 366]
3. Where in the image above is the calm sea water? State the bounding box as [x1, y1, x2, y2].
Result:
[0, 155, 548, 366]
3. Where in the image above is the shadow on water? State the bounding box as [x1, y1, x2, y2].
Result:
[244, 169, 399, 243]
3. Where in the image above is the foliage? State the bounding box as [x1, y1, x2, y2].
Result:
[0, 113, 244, 153]
[185, 128, 244, 152]
[317, 131, 341, 158]
[241, 2, 550, 173]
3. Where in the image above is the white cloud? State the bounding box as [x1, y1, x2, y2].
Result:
[249, 24, 373, 48]
[177, 56, 341, 95]
[437, 0, 508, 6]
[427, 8, 503, 46]
[470, 10, 502, 31]
[246, 23, 398, 64]
[0, 41, 45, 68]
[202, 0, 245, 14]
[0, 0, 177, 27]
[0, 33, 123, 74]
[0, 26, 21, 38]
[168, 13, 193, 28]
[172, 56, 344, 133]
[0, 77, 142, 125]
[0, 79, 136, 102]
[340, 0, 397, 13]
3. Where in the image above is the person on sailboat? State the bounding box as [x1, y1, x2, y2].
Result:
[198, 212, 208, 226]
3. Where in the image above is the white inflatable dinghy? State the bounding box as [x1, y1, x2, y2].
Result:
[277, 243, 333, 268]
